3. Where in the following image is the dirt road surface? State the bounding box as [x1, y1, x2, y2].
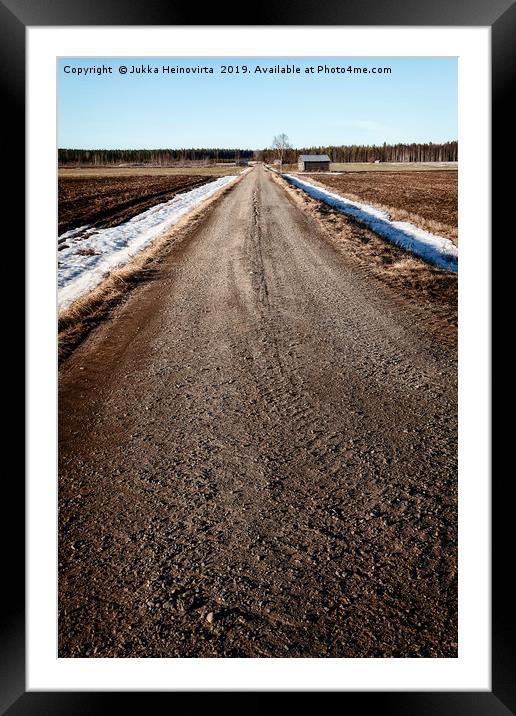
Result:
[59, 166, 457, 658]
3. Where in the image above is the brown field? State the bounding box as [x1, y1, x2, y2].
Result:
[275, 162, 457, 174]
[329, 162, 458, 173]
[306, 170, 458, 243]
[59, 165, 244, 178]
[58, 170, 248, 361]
[271, 170, 457, 332]
[58, 174, 218, 236]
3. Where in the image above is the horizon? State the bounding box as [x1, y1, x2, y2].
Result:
[58, 57, 457, 149]
[58, 140, 458, 152]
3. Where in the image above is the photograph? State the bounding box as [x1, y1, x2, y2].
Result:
[57, 56, 459, 659]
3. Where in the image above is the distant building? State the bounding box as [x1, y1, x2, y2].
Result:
[298, 154, 331, 172]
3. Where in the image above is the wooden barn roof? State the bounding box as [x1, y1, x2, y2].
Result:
[298, 155, 331, 162]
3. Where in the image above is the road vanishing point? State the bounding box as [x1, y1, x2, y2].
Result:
[59, 166, 457, 658]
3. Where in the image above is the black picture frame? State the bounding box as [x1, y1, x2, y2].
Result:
[7, 0, 511, 711]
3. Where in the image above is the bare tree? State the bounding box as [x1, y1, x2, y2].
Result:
[271, 133, 292, 173]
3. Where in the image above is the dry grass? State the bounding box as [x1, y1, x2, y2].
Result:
[58, 172, 247, 363]
[270, 162, 458, 174]
[76, 247, 101, 256]
[329, 162, 458, 173]
[302, 172, 458, 245]
[314, 185, 457, 244]
[374, 205, 457, 244]
[59, 165, 244, 178]
[270, 171, 457, 338]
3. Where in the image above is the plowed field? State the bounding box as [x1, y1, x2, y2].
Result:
[58, 175, 214, 236]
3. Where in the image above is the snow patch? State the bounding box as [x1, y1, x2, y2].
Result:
[284, 174, 458, 272]
[58, 174, 240, 310]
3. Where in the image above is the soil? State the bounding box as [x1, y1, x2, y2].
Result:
[273, 171, 458, 333]
[58, 175, 214, 236]
[58, 166, 457, 658]
[311, 171, 458, 235]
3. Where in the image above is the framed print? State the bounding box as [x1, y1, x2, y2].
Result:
[6, 0, 512, 710]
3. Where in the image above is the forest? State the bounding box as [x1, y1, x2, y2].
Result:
[259, 141, 458, 164]
[59, 141, 458, 166]
[58, 148, 255, 166]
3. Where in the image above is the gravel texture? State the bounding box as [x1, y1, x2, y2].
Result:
[59, 166, 457, 658]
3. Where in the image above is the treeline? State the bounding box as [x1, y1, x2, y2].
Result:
[260, 141, 458, 164]
[58, 148, 255, 166]
[59, 141, 458, 166]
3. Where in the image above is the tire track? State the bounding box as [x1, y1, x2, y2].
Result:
[59, 166, 457, 658]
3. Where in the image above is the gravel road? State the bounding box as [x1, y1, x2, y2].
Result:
[59, 166, 457, 658]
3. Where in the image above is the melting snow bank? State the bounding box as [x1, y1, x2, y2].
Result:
[284, 174, 458, 272]
[58, 174, 240, 310]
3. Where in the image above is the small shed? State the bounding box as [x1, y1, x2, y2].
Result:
[298, 154, 331, 172]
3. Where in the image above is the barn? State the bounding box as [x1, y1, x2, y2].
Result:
[298, 154, 331, 172]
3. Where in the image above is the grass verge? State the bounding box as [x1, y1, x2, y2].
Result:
[302, 175, 458, 245]
[270, 170, 457, 340]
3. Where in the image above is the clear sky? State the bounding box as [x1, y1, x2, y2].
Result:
[58, 57, 457, 149]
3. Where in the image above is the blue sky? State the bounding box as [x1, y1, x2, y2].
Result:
[58, 57, 457, 149]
